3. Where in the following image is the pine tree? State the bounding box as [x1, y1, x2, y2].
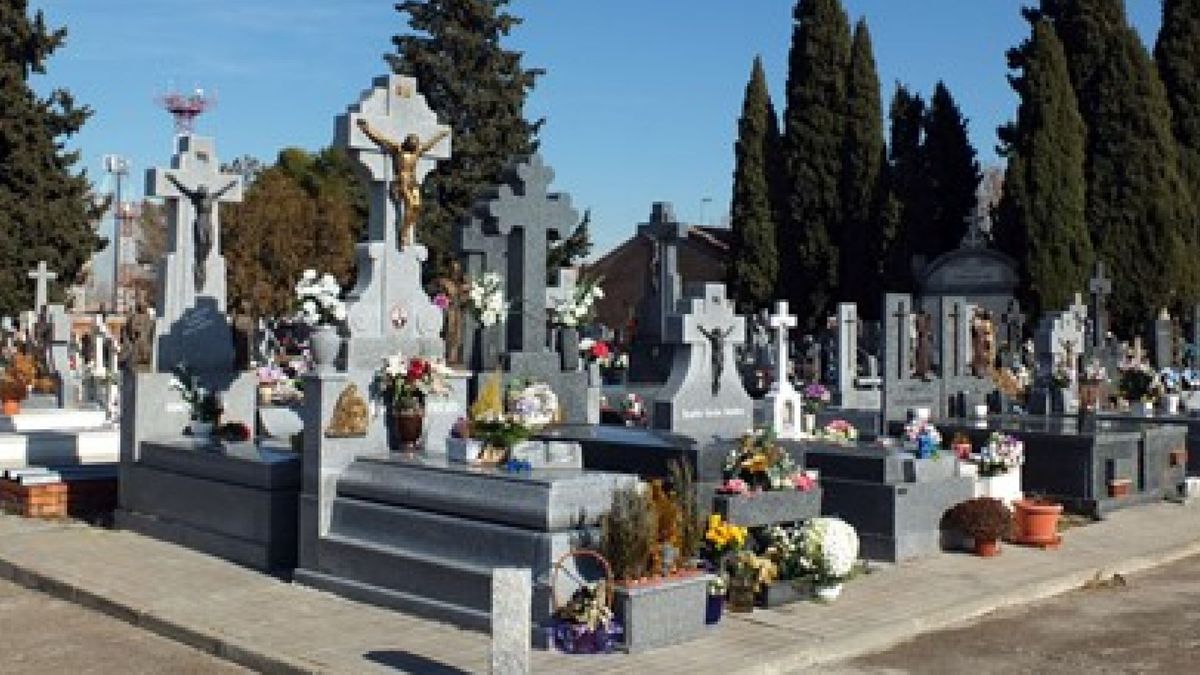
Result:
[1042, 0, 1198, 331]
[728, 56, 781, 312]
[1156, 0, 1200, 257]
[881, 84, 925, 290]
[994, 19, 1091, 319]
[388, 0, 543, 280]
[781, 0, 852, 328]
[839, 19, 884, 316]
[0, 1, 105, 314]
[919, 82, 981, 258]
[547, 209, 592, 273]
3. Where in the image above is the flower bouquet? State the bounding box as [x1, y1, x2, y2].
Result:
[617, 392, 646, 427]
[378, 354, 452, 412]
[466, 272, 509, 327]
[976, 432, 1023, 477]
[550, 550, 622, 654]
[293, 270, 346, 327]
[169, 363, 222, 436]
[721, 429, 811, 491]
[703, 514, 748, 562]
[796, 517, 859, 600]
[550, 276, 604, 327]
[820, 419, 858, 444]
[903, 418, 942, 458]
[802, 383, 830, 414]
[578, 338, 612, 367]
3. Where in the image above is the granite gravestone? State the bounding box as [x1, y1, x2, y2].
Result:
[337, 74, 450, 368]
[145, 135, 243, 372]
[836, 303, 881, 410]
[652, 283, 752, 439]
[44, 305, 76, 409]
[763, 300, 804, 439]
[881, 294, 941, 423]
[627, 203, 689, 384]
[459, 155, 593, 423]
[1028, 295, 1087, 414]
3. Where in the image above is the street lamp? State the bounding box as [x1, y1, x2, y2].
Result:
[103, 154, 129, 313]
[700, 197, 713, 226]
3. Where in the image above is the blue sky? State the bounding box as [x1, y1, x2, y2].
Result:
[30, 0, 1162, 270]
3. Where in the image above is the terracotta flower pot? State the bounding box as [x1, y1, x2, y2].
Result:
[1013, 499, 1062, 547]
[974, 538, 1001, 557]
[2, 399, 20, 416]
[1108, 478, 1132, 498]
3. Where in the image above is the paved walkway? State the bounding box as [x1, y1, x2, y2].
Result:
[1, 500, 1199, 674]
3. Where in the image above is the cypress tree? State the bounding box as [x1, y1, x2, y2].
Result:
[388, 0, 543, 279]
[781, 0, 852, 328]
[994, 19, 1091, 319]
[1043, 0, 1198, 331]
[839, 19, 884, 316]
[1157, 0, 1200, 264]
[728, 56, 781, 312]
[919, 82, 981, 258]
[881, 84, 925, 290]
[0, 1, 105, 315]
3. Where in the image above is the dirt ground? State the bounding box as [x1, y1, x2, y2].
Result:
[823, 552, 1200, 674]
[0, 577, 248, 674]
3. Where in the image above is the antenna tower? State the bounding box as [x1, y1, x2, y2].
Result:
[157, 86, 216, 134]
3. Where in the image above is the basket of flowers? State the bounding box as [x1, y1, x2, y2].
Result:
[550, 549, 623, 654]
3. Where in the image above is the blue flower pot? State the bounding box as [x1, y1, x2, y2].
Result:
[705, 595, 724, 624]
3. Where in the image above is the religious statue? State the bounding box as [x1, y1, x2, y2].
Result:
[913, 311, 935, 379]
[166, 174, 238, 291]
[325, 384, 369, 438]
[355, 117, 450, 248]
[970, 309, 997, 377]
[434, 260, 469, 365]
[120, 303, 155, 373]
[698, 324, 735, 396]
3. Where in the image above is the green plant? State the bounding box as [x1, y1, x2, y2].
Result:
[668, 459, 704, 563]
[599, 485, 657, 583]
[942, 498, 1014, 542]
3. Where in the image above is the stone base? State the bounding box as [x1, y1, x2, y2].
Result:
[297, 457, 636, 630]
[117, 440, 300, 571]
[758, 578, 813, 608]
[0, 428, 119, 470]
[0, 408, 109, 432]
[613, 574, 710, 653]
[712, 488, 821, 528]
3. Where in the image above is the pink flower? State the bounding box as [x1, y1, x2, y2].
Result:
[433, 293, 450, 310]
[717, 478, 749, 495]
[792, 473, 816, 492]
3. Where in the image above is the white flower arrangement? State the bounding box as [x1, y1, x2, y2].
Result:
[294, 269, 347, 327]
[507, 381, 559, 427]
[550, 276, 604, 327]
[466, 272, 510, 328]
[798, 517, 859, 583]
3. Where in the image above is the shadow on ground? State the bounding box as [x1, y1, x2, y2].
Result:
[364, 650, 473, 674]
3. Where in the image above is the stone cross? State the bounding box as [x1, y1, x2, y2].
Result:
[943, 300, 969, 377]
[27, 261, 57, 312]
[484, 155, 577, 356]
[1001, 298, 1026, 354]
[637, 203, 690, 343]
[338, 74, 450, 250]
[889, 297, 913, 379]
[545, 267, 578, 317]
[961, 211, 987, 248]
[768, 300, 797, 387]
[1088, 260, 1113, 349]
[669, 284, 746, 394]
[146, 135, 243, 318]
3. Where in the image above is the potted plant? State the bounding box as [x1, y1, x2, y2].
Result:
[294, 269, 347, 371]
[801, 383, 829, 435]
[377, 354, 451, 450]
[1119, 363, 1159, 416]
[796, 517, 859, 601]
[600, 484, 711, 652]
[943, 498, 1013, 557]
[1012, 496, 1063, 548]
[974, 432, 1024, 506]
[549, 550, 623, 654]
[169, 363, 223, 438]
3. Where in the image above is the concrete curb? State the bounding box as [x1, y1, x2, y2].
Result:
[754, 536, 1200, 674]
[0, 556, 319, 674]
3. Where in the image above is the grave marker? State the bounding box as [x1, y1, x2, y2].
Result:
[27, 261, 57, 313]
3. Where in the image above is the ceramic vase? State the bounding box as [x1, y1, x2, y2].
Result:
[394, 408, 424, 450]
[310, 325, 341, 371]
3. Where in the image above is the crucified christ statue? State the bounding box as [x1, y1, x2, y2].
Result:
[698, 324, 736, 396]
[166, 174, 238, 291]
[356, 118, 450, 248]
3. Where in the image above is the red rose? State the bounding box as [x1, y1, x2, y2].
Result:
[406, 358, 428, 382]
[590, 342, 610, 359]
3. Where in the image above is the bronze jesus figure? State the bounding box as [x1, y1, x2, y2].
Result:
[356, 118, 450, 248]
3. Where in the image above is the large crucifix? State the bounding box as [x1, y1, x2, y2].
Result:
[637, 203, 689, 343]
[340, 75, 451, 252]
[768, 300, 798, 392]
[146, 135, 243, 313]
